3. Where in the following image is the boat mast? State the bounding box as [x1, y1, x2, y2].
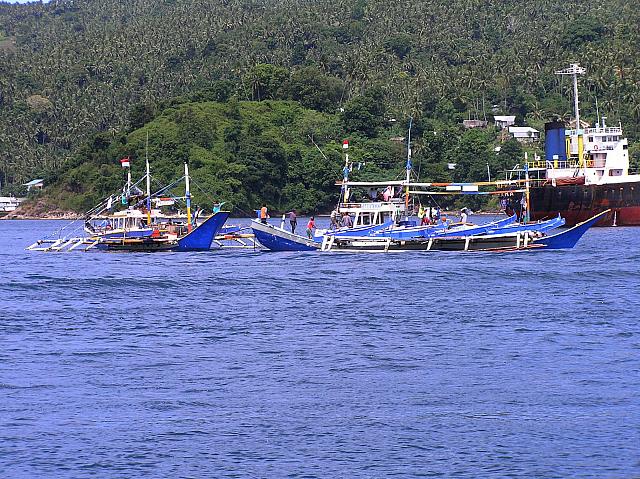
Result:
[556, 63, 586, 170]
[342, 140, 350, 203]
[145, 132, 151, 226]
[524, 152, 530, 223]
[124, 158, 131, 203]
[405, 117, 412, 211]
[184, 161, 192, 231]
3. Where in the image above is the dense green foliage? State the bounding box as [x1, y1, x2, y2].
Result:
[45, 99, 409, 214]
[42, 95, 560, 214]
[1, 0, 639, 210]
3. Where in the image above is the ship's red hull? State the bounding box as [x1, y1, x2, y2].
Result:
[528, 182, 640, 226]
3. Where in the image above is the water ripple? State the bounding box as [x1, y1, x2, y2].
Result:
[0, 220, 639, 477]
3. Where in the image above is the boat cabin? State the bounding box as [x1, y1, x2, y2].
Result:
[338, 200, 406, 227]
[89, 208, 191, 233]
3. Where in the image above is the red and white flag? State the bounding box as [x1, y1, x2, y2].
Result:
[342, 140, 349, 149]
[120, 157, 130, 168]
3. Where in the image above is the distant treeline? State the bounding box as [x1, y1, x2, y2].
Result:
[1, 0, 639, 206]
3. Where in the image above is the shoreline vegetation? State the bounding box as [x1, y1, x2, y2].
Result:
[1, 0, 638, 217]
[2, 207, 502, 221]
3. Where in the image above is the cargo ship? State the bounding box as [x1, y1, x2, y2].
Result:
[504, 64, 640, 226]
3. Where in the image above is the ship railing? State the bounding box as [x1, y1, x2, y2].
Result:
[567, 127, 622, 135]
[339, 200, 405, 210]
[583, 127, 622, 135]
[527, 160, 581, 170]
[526, 158, 611, 171]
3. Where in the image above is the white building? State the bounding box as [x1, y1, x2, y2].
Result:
[23, 179, 44, 192]
[0, 196, 24, 215]
[508, 126, 540, 143]
[494, 115, 516, 129]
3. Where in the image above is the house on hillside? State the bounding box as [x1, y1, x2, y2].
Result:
[508, 126, 540, 143]
[23, 179, 44, 192]
[494, 115, 516, 129]
[462, 119, 488, 129]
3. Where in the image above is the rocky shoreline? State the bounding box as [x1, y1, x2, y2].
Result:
[1, 199, 80, 220]
[2, 212, 81, 220]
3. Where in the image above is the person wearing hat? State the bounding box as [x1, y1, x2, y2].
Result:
[461, 207, 468, 224]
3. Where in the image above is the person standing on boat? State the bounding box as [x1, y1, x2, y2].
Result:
[306, 216, 316, 239]
[287, 209, 297, 234]
[383, 186, 392, 202]
[341, 212, 353, 228]
[460, 208, 468, 224]
[330, 209, 339, 229]
[260, 203, 268, 224]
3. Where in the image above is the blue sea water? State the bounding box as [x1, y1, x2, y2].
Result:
[1, 218, 639, 478]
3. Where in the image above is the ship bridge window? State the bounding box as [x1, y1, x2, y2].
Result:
[609, 169, 623, 176]
[588, 136, 593, 142]
[623, 144, 628, 150]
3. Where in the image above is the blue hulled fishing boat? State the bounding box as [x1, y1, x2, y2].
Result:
[252, 118, 600, 253]
[28, 157, 229, 253]
[251, 220, 320, 251]
[322, 210, 607, 252]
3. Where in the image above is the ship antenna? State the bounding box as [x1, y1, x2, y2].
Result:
[595, 97, 600, 129]
[555, 63, 585, 129]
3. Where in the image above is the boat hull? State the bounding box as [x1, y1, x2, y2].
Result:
[526, 182, 640, 226]
[326, 211, 608, 252]
[252, 220, 319, 251]
[96, 212, 230, 252]
[176, 211, 230, 251]
[329, 234, 538, 252]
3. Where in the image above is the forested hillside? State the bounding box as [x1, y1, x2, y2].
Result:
[1, 0, 639, 209]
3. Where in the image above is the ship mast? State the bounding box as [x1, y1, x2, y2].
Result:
[556, 63, 586, 170]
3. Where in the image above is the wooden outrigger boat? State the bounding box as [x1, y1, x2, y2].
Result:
[28, 158, 229, 253]
[252, 121, 603, 254]
[321, 210, 607, 253]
